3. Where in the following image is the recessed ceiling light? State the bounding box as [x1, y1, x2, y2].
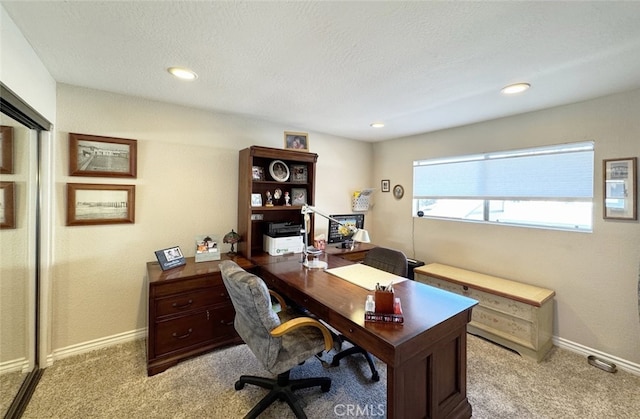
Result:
[501, 83, 530, 95]
[167, 67, 198, 80]
[370, 122, 385, 128]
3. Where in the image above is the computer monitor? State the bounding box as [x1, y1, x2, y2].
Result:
[327, 214, 365, 244]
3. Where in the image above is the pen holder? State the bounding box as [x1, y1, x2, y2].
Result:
[375, 290, 394, 314]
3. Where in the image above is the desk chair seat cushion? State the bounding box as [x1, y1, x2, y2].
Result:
[220, 261, 327, 375]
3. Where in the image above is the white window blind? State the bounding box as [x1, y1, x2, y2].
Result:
[413, 142, 594, 200]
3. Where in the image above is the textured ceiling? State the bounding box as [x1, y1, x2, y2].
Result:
[3, 1, 640, 141]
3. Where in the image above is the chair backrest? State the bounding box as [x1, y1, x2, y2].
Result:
[220, 260, 282, 370]
[363, 247, 408, 277]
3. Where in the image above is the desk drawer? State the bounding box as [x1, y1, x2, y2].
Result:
[154, 310, 214, 356]
[285, 286, 330, 320]
[155, 285, 230, 317]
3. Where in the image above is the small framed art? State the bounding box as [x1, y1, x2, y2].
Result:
[67, 183, 136, 226]
[252, 166, 265, 181]
[0, 125, 14, 174]
[251, 193, 263, 207]
[0, 181, 16, 229]
[290, 164, 308, 183]
[603, 157, 637, 220]
[69, 133, 137, 178]
[154, 246, 186, 270]
[381, 179, 390, 192]
[291, 188, 307, 206]
[284, 131, 309, 151]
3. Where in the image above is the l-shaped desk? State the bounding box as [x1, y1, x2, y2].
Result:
[253, 252, 478, 419]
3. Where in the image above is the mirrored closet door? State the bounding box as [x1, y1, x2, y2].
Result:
[1, 83, 51, 419]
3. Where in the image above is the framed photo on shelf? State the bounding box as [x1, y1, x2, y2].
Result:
[252, 166, 265, 181]
[0, 125, 14, 174]
[603, 157, 637, 220]
[290, 164, 308, 183]
[69, 133, 137, 178]
[154, 246, 186, 271]
[381, 179, 390, 192]
[291, 188, 307, 206]
[284, 131, 309, 152]
[269, 160, 290, 182]
[251, 193, 263, 207]
[67, 183, 136, 226]
[0, 181, 16, 229]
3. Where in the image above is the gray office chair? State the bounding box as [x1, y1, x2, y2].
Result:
[331, 247, 408, 382]
[220, 261, 333, 419]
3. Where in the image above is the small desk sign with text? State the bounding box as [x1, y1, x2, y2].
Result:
[154, 246, 186, 271]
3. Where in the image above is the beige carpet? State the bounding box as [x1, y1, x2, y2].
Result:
[21, 335, 640, 418]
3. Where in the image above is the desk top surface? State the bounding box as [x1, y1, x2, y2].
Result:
[257, 253, 478, 351]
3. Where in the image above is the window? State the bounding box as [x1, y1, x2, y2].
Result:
[413, 142, 594, 231]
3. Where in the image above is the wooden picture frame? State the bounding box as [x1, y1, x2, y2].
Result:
[67, 183, 135, 226]
[603, 157, 637, 220]
[381, 179, 390, 192]
[290, 164, 308, 183]
[284, 131, 309, 151]
[69, 133, 137, 178]
[0, 125, 14, 174]
[291, 187, 307, 206]
[0, 181, 16, 229]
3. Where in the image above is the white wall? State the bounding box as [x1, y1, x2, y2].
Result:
[53, 84, 372, 351]
[0, 5, 56, 122]
[372, 89, 640, 365]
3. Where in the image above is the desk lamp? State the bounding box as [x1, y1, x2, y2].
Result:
[300, 205, 370, 269]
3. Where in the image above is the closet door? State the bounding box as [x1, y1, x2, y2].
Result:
[1, 83, 51, 419]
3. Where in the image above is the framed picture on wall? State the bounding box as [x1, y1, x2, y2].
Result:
[67, 183, 136, 226]
[0, 181, 16, 229]
[603, 157, 637, 220]
[284, 131, 309, 152]
[381, 179, 390, 192]
[69, 133, 137, 178]
[0, 125, 14, 174]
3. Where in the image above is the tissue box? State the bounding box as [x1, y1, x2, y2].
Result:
[263, 235, 304, 256]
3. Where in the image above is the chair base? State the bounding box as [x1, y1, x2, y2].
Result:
[331, 339, 380, 382]
[235, 370, 331, 419]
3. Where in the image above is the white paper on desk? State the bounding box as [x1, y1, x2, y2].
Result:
[325, 264, 408, 291]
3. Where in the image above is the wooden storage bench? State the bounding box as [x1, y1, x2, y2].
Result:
[415, 263, 555, 362]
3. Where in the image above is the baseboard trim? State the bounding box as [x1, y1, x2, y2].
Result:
[43, 328, 639, 377]
[553, 336, 640, 376]
[0, 357, 30, 374]
[50, 328, 146, 362]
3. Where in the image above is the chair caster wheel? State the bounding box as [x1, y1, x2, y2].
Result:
[235, 381, 245, 390]
[371, 372, 380, 382]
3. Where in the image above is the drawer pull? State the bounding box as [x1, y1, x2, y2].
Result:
[463, 286, 469, 291]
[172, 328, 193, 339]
[172, 299, 193, 309]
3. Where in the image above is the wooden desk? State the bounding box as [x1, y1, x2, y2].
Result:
[146, 255, 255, 375]
[254, 253, 478, 419]
[323, 241, 376, 262]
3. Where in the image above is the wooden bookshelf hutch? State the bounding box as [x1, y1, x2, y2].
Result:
[237, 146, 318, 259]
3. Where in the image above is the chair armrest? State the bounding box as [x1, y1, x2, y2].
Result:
[270, 317, 333, 352]
[269, 289, 287, 311]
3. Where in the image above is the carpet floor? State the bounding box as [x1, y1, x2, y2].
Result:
[20, 334, 640, 418]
